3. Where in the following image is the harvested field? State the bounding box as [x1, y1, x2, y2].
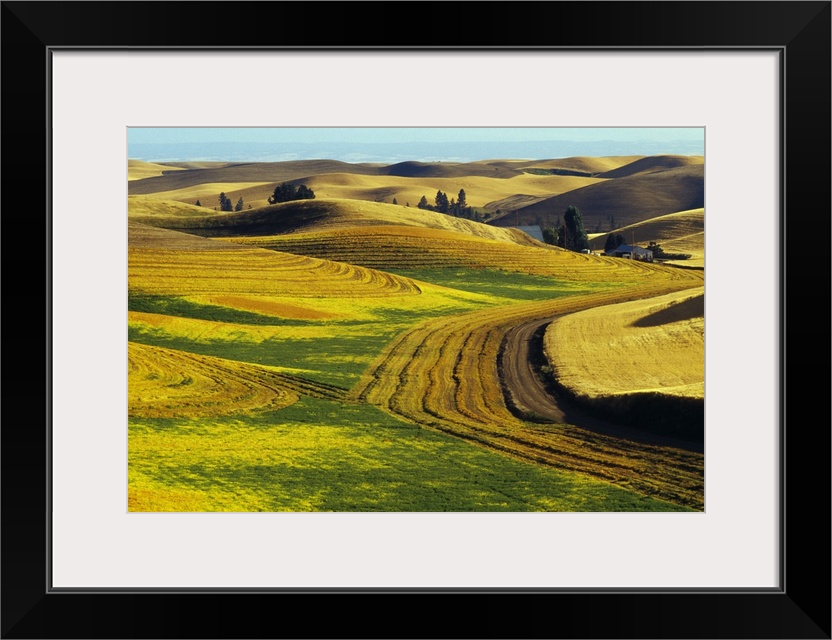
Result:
[351, 279, 705, 509]
[220, 224, 706, 284]
[129, 222, 422, 299]
[129, 342, 301, 418]
[127, 149, 706, 512]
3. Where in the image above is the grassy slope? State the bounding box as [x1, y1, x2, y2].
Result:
[130, 397, 686, 512]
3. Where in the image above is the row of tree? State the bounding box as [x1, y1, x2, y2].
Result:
[416, 189, 483, 221]
[194, 183, 315, 211]
[194, 194, 245, 211]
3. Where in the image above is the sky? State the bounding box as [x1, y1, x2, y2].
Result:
[128, 127, 704, 163]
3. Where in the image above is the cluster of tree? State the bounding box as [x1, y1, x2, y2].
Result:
[541, 206, 589, 252]
[646, 241, 691, 261]
[604, 233, 626, 253]
[268, 182, 316, 204]
[217, 193, 234, 212]
[416, 189, 482, 221]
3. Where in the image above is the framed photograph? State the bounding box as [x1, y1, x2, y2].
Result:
[3, 2, 829, 638]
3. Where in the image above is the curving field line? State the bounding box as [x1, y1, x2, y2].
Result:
[222, 225, 706, 283]
[129, 221, 422, 299]
[129, 342, 345, 419]
[350, 278, 705, 509]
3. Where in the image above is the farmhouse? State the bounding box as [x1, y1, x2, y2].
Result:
[607, 244, 653, 261]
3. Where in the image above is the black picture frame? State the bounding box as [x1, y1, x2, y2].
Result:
[2, 2, 829, 638]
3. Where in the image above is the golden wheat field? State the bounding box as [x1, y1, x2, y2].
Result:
[127, 148, 705, 513]
[544, 287, 705, 400]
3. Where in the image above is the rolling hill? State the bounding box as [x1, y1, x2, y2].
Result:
[488, 164, 704, 230]
[597, 155, 704, 178]
[589, 208, 704, 267]
[129, 197, 545, 246]
[128, 160, 186, 181]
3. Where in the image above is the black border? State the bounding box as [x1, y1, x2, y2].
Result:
[2, 2, 829, 638]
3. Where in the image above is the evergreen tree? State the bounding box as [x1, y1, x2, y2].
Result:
[195, 199, 201, 207]
[563, 205, 589, 251]
[435, 190, 449, 213]
[604, 234, 618, 253]
[542, 227, 559, 246]
[219, 192, 233, 212]
[457, 189, 467, 210]
[235, 197, 244, 212]
[392, 197, 398, 205]
[417, 195, 429, 210]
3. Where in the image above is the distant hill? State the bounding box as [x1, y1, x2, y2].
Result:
[597, 155, 704, 179]
[520, 156, 644, 175]
[379, 160, 524, 179]
[128, 160, 186, 182]
[127, 160, 382, 195]
[489, 164, 704, 231]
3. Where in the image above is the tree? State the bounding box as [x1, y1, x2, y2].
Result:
[218, 192, 233, 212]
[417, 195, 429, 210]
[604, 234, 618, 253]
[563, 205, 589, 252]
[195, 199, 202, 207]
[615, 233, 625, 247]
[295, 184, 315, 200]
[235, 197, 244, 212]
[435, 190, 449, 213]
[392, 197, 398, 205]
[457, 189, 467, 210]
[542, 226, 559, 246]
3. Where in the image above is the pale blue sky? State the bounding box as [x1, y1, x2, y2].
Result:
[128, 127, 704, 163]
[129, 127, 702, 146]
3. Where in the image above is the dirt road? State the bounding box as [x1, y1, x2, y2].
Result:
[499, 317, 704, 454]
